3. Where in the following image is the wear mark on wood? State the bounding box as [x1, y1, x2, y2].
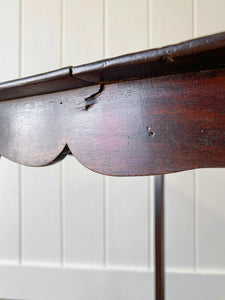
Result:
[147, 126, 155, 137]
[83, 84, 104, 111]
[160, 55, 174, 63]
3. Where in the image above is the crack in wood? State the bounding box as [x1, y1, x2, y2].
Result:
[81, 84, 104, 111]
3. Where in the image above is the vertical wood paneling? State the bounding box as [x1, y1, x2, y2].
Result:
[107, 0, 148, 57]
[21, 166, 61, 264]
[63, 0, 103, 66]
[63, 0, 104, 266]
[21, 0, 61, 75]
[63, 159, 104, 266]
[0, 0, 20, 263]
[165, 172, 195, 270]
[197, 169, 225, 270]
[196, 2, 225, 271]
[107, 177, 149, 268]
[1, 3, 225, 298]
[151, 0, 194, 271]
[151, 0, 193, 47]
[107, 0, 149, 269]
[21, 0, 62, 264]
[0, 0, 20, 82]
[196, 0, 225, 37]
[0, 159, 20, 263]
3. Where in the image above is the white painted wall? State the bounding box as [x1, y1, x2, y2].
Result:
[0, 0, 224, 299]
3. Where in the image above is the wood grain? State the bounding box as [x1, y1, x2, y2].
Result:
[0, 31, 224, 100]
[0, 67, 224, 175]
[0, 32, 224, 175]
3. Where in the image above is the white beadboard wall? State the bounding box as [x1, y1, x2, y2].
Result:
[0, 0, 224, 299]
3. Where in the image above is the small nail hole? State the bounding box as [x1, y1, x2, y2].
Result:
[60, 102, 63, 104]
[149, 131, 155, 137]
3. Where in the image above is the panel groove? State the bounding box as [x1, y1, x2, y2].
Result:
[192, 0, 197, 38]
[148, 0, 154, 272]
[103, 176, 109, 268]
[63, 0, 104, 267]
[18, 0, 23, 78]
[103, 0, 109, 269]
[147, 0, 151, 49]
[0, 0, 21, 264]
[103, 0, 108, 58]
[18, 0, 23, 265]
[21, 0, 62, 264]
[60, 163, 64, 266]
[194, 171, 199, 272]
[18, 166, 22, 264]
[59, 0, 65, 268]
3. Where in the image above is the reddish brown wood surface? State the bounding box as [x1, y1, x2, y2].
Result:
[0, 67, 224, 175]
[0, 32, 224, 175]
[0, 30, 224, 300]
[0, 31, 224, 101]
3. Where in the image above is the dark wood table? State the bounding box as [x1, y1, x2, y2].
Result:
[0, 31, 224, 300]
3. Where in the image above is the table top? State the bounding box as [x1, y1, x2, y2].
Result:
[0, 32, 224, 176]
[0, 31, 224, 101]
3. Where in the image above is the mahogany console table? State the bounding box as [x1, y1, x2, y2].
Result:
[0, 32, 224, 300]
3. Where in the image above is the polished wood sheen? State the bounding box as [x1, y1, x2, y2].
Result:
[0, 32, 225, 300]
[0, 32, 224, 175]
[0, 31, 225, 101]
[0, 67, 224, 175]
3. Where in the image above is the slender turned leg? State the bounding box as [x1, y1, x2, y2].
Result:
[155, 175, 165, 300]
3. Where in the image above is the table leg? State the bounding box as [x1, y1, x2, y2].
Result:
[155, 175, 165, 300]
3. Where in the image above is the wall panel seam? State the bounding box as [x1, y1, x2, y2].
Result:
[18, 0, 23, 265]
[60, 0, 65, 267]
[103, 0, 109, 269]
